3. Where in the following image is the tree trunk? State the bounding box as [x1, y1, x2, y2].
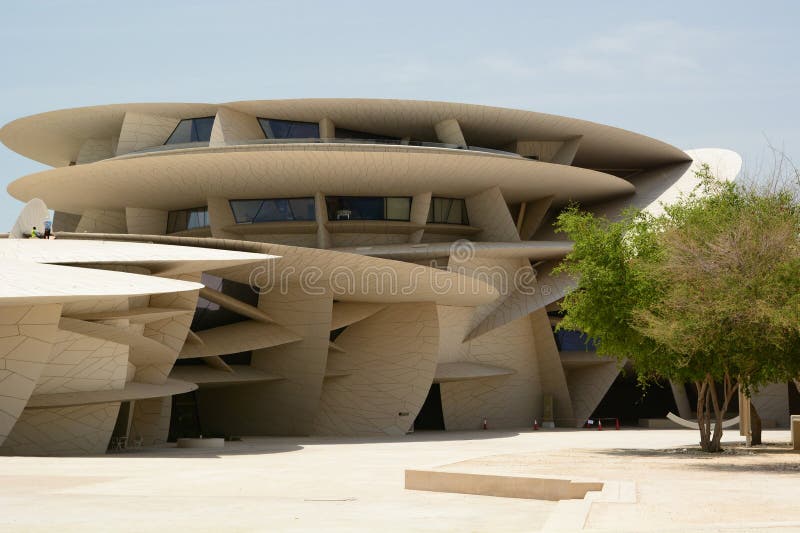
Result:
[750, 402, 762, 445]
[695, 373, 739, 453]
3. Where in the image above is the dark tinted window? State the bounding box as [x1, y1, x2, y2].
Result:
[325, 196, 411, 221]
[166, 206, 209, 233]
[258, 118, 320, 139]
[554, 330, 597, 351]
[165, 117, 215, 144]
[191, 273, 258, 332]
[230, 198, 315, 223]
[335, 128, 399, 142]
[427, 198, 469, 225]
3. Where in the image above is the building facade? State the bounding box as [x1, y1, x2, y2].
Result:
[0, 99, 750, 455]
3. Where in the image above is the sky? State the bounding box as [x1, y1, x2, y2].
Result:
[0, 0, 798, 230]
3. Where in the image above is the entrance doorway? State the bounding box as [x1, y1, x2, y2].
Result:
[168, 391, 202, 441]
[414, 383, 445, 430]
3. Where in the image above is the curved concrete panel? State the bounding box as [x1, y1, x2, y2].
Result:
[315, 302, 439, 436]
[0, 99, 688, 169]
[9, 198, 49, 239]
[26, 378, 197, 408]
[8, 146, 635, 214]
[434, 362, 515, 383]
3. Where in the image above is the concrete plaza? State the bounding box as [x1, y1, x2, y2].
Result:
[0, 428, 798, 532]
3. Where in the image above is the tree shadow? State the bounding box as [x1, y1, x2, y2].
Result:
[593, 443, 800, 474]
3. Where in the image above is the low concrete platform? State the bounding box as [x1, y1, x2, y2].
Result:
[405, 468, 604, 500]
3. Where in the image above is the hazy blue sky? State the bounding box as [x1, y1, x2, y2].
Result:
[1, 1, 797, 230]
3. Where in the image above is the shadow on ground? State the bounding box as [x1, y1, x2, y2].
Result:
[594, 442, 800, 474]
[60, 429, 523, 460]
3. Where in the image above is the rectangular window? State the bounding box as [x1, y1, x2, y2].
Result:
[325, 196, 411, 221]
[229, 198, 316, 224]
[427, 198, 469, 225]
[165, 117, 215, 144]
[258, 118, 320, 139]
[166, 206, 209, 233]
[335, 128, 399, 142]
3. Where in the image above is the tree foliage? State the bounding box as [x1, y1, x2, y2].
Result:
[554, 165, 800, 452]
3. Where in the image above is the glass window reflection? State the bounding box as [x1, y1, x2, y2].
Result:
[258, 118, 320, 139]
[165, 117, 215, 144]
[167, 206, 209, 233]
[325, 196, 411, 221]
[230, 198, 316, 223]
[427, 198, 469, 225]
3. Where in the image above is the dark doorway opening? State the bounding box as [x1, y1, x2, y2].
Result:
[168, 391, 202, 441]
[789, 381, 800, 415]
[109, 401, 132, 446]
[414, 383, 446, 430]
[591, 367, 679, 426]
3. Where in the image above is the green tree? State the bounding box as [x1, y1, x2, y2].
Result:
[555, 166, 800, 452]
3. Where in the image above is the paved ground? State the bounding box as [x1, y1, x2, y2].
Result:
[0, 428, 797, 532]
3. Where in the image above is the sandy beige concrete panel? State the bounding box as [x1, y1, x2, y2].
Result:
[198, 286, 273, 323]
[334, 240, 572, 262]
[170, 365, 281, 386]
[135, 274, 199, 384]
[208, 196, 239, 239]
[564, 361, 622, 427]
[125, 207, 167, 236]
[434, 362, 514, 383]
[503, 140, 564, 162]
[0, 401, 120, 455]
[52, 211, 81, 232]
[315, 302, 439, 436]
[440, 312, 544, 430]
[129, 395, 171, 446]
[197, 286, 332, 436]
[330, 302, 387, 330]
[209, 107, 264, 147]
[751, 382, 791, 428]
[408, 192, 432, 244]
[0, 99, 688, 168]
[314, 191, 331, 248]
[405, 468, 603, 501]
[434, 118, 467, 147]
[530, 308, 575, 424]
[534, 148, 742, 242]
[197, 237, 497, 306]
[552, 136, 583, 165]
[28, 379, 196, 408]
[178, 320, 301, 358]
[330, 233, 410, 247]
[319, 117, 335, 139]
[58, 317, 173, 364]
[8, 145, 635, 214]
[75, 208, 128, 234]
[464, 259, 573, 342]
[115, 112, 180, 156]
[64, 306, 192, 324]
[466, 186, 520, 243]
[518, 196, 554, 240]
[0, 304, 61, 446]
[33, 328, 128, 395]
[0, 259, 200, 306]
[0, 239, 273, 278]
[76, 138, 114, 164]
